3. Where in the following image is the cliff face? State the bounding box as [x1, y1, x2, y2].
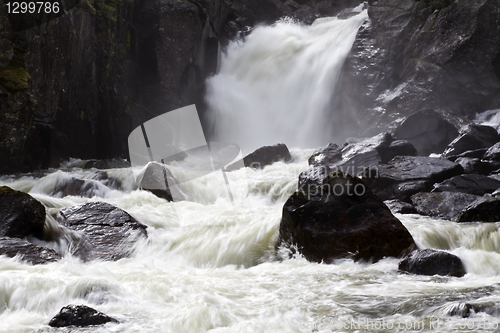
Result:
[0, 0, 357, 174]
[334, 0, 500, 138]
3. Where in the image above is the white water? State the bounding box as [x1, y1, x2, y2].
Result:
[206, 10, 369, 152]
[2, 149, 500, 332]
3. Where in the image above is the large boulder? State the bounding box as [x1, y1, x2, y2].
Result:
[432, 174, 500, 196]
[443, 124, 499, 159]
[56, 202, 147, 261]
[49, 304, 118, 327]
[383, 199, 417, 215]
[308, 143, 342, 167]
[363, 156, 464, 202]
[0, 186, 45, 239]
[243, 143, 292, 169]
[276, 171, 417, 263]
[399, 249, 466, 277]
[454, 157, 500, 175]
[135, 162, 174, 201]
[411, 191, 500, 222]
[393, 109, 458, 156]
[0, 236, 61, 264]
[484, 142, 500, 161]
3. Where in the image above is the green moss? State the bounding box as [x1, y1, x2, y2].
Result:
[95, 0, 120, 22]
[0, 58, 31, 91]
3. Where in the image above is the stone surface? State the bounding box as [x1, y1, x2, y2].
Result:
[443, 124, 499, 159]
[411, 191, 500, 222]
[277, 171, 417, 263]
[56, 202, 147, 261]
[454, 157, 500, 175]
[393, 110, 458, 156]
[243, 143, 292, 169]
[0, 186, 45, 239]
[484, 142, 500, 161]
[49, 304, 118, 327]
[399, 249, 466, 277]
[51, 177, 106, 198]
[363, 156, 464, 202]
[308, 143, 342, 167]
[0, 236, 61, 264]
[384, 199, 417, 215]
[432, 174, 500, 196]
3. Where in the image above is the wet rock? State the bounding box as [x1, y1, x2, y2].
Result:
[83, 159, 131, 170]
[277, 171, 417, 263]
[399, 249, 466, 277]
[136, 162, 174, 201]
[454, 157, 500, 175]
[243, 143, 292, 169]
[411, 191, 500, 222]
[337, 133, 392, 171]
[51, 177, 105, 198]
[0, 236, 61, 264]
[432, 174, 500, 196]
[451, 148, 488, 160]
[443, 302, 500, 318]
[49, 304, 118, 327]
[0, 186, 45, 239]
[363, 156, 464, 202]
[379, 140, 418, 163]
[56, 202, 147, 261]
[308, 143, 342, 167]
[484, 142, 500, 161]
[443, 124, 499, 159]
[393, 110, 458, 156]
[89, 171, 124, 191]
[384, 199, 417, 215]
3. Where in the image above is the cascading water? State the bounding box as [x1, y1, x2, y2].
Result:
[206, 8, 368, 152]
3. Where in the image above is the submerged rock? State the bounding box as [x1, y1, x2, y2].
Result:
[411, 191, 500, 222]
[0, 186, 45, 239]
[393, 109, 458, 156]
[51, 177, 105, 198]
[49, 304, 118, 327]
[56, 202, 147, 261]
[0, 236, 61, 264]
[432, 174, 500, 196]
[363, 156, 464, 202]
[443, 124, 499, 159]
[399, 249, 466, 277]
[243, 143, 292, 169]
[277, 171, 417, 263]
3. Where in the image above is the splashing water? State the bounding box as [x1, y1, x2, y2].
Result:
[206, 11, 369, 152]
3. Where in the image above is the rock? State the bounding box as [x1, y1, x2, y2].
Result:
[51, 177, 106, 198]
[243, 143, 292, 169]
[56, 202, 147, 261]
[484, 142, 500, 161]
[432, 174, 500, 196]
[0, 186, 45, 239]
[89, 171, 124, 191]
[83, 159, 131, 170]
[0, 236, 61, 264]
[393, 110, 458, 156]
[454, 157, 500, 175]
[443, 302, 500, 318]
[48, 304, 118, 327]
[363, 156, 464, 202]
[136, 162, 174, 201]
[384, 199, 417, 214]
[277, 171, 417, 263]
[411, 191, 500, 222]
[379, 140, 418, 163]
[308, 143, 342, 167]
[451, 148, 488, 160]
[443, 124, 499, 159]
[399, 249, 466, 277]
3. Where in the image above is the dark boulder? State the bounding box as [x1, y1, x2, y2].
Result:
[454, 157, 500, 175]
[0, 236, 61, 264]
[363, 156, 464, 202]
[411, 191, 500, 222]
[451, 148, 488, 160]
[484, 142, 500, 161]
[308, 143, 342, 167]
[393, 109, 458, 156]
[243, 143, 292, 169]
[443, 124, 499, 159]
[432, 174, 500, 196]
[0, 186, 45, 239]
[136, 162, 174, 201]
[56, 202, 147, 261]
[277, 171, 417, 263]
[384, 199, 417, 215]
[379, 140, 418, 163]
[399, 249, 466, 277]
[51, 177, 105, 198]
[49, 304, 118, 327]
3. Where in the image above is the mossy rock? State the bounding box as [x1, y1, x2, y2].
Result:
[0, 65, 31, 91]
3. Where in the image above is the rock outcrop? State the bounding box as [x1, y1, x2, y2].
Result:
[49, 304, 118, 327]
[277, 171, 417, 263]
[399, 249, 466, 277]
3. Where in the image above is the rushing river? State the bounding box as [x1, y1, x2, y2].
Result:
[2, 150, 500, 333]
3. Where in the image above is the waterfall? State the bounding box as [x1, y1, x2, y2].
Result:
[206, 9, 369, 152]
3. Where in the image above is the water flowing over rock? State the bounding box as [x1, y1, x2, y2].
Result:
[0, 186, 45, 239]
[56, 202, 147, 261]
[277, 172, 417, 263]
[432, 174, 500, 196]
[393, 110, 458, 156]
[0, 236, 61, 265]
[363, 156, 464, 202]
[443, 124, 500, 159]
[51, 177, 105, 198]
[399, 249, 466, 277]
[49, 304, 118, 327]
